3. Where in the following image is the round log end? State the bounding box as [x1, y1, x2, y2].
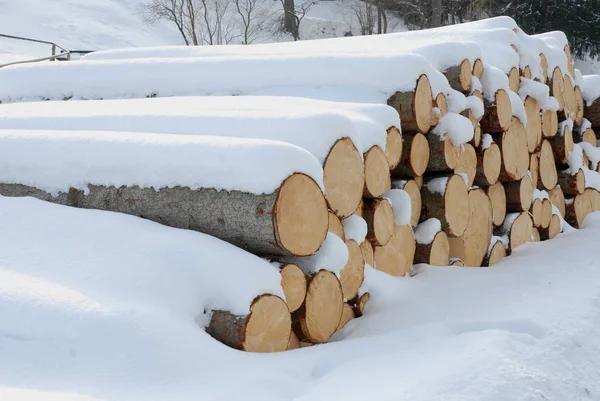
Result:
[336, 303, 355, 332]
[415, 74, 434, 133]
[473, 124, 482, 148]
[472, 58, 484, 79]
[299, 270, 344, 343]
[510, 212, 533, 250]
[502, 117, 529, 180]
[543, 213, 561, 240]
[582, 128, 597, 147]
[549, 186, 566, 218]
[455, 143, 477, 187]
[276, 173, 329, 256]
[496, 89, 513, 131]
[486, 240, 506, 266]
[552, 67, 565, 111]
[445, 137, 462, 170]
[409, 133, 430, 177]
[360, 239, 374, 267]
[340, 239, 365, 301]
[522, 65, 532, 79]
[364, 145, 391, 198]
[245, 295, 292, 353]
[508, 67, 520, 92]
[542, 110, 558, 138]
[525, 96, 541, 153]
[374, 241, 407, 276]
[483, 142, 502, 186]
[530, 198, 544, 228]
[540, 53, 548, 83]
[459, 59, 473, 91]
[280, 264, 307, 313]
[385, 127, 403, 170]
[327, 211, 345, 241]
[488, 182, 507, 227]
[372, 198, 394, 246]
[430, 231, 450, 266]
[539, 140, 558, 190]
[445, 174, 471, 237]
[540, 199, 553, 229]
[323, 138, 365, 218]
[436, 92, 448, 116]
[519, 175, 534, 211]
[404, 179, 422, 228]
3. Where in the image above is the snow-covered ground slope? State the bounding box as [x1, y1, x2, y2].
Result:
[2, 196, 600, 401]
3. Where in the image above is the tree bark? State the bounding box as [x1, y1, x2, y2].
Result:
[480, 89, 512, 133]
[387, 74, 433, 134]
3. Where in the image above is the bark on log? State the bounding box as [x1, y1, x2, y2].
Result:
[387, 74, 433, 134]
[540, 199, 553, 229]
[565, 192, 593, 229]
[0, 173, 328, 257]
[364, 145, 391, 198]
[352, 292, 370, 318]
[486, 182, 506, 227]
[207, 294, 292, 353]
[427, 136, 461, 172]
[505, 175, 534, 212]
[550, 124, 574, 166]
[447, 188, 493, 267]
[481, 238, 506, 267]
[392, 179, 422, 227]
[548, 186, 566, 218]
[339, 239, 365, 301]
[584, 98, 600, 128]
[323, 137, 365, 219]
[454, 143, 477, 187]
[542, 110, 558, 138]
[493, 117, 530, 181]
[538, 140, 558, 190]
[328, 211, 345, 241]
[421, 175, 470, 237]
[480, 89, 512, 133]
[540, 213, 561, 240]
[475, 142, 501, 187]
[444, 59, 472, 93]
[292, 270, 343, 344]
[279, 263, 308, 313]
[524, 96, 542, 153]
[558, 169, 585, 195]
[494, 212, 533, 253]
[549, 67, 565, 112]
[472, 58, 484, 80]
[363, 197, 394, 246]
[414, 230, 450, 266]
[508, 67, 520, 93]
[385, 127, 403, 170]
[391, 133, 430, 178]
[573, 127, 596, 146]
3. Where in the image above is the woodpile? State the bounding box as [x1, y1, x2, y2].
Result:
[4, 19, 600, 354]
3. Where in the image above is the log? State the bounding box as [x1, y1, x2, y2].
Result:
[538, 140, 558, 190]
[392, 179, 422, 227]
[529, 198, 544, 228]
[449, 258, 465, 267]
[531, 228, 541, 242]
[293, 270, 343, 344]
[508, 67, 520, 93]
[0, 173, 328, 257]
[387, 74, 433, 134]
[539, 53, 548, 84]
[364, 145, 391, 198]
[447, 188, 493, 267]
[548, 186, 566, 218]
[388, 223, 416, 271]
[385, 127, 403, 170]
[328, 211, 345, 241]
[557, 169, 585, 195]
[432, 92, 448, 126]
[573, 127, 597, 146]
[391, 133, 430, 178]
[521, 65, 532, 79]
[472, 124, 482, 149]
[414, 230, 450, 266]
[352, 292, 370, 318]
[475, 141, 501, 186]
[565, 192, 593, 228]
[454, 143, 477, 187]
[540, 213, 561, 240]
[373, 224, 415, 277]
[340, 239, 365, 301]
[207, 294, 291, 352]
[574, 86, 585, 126]
[524, 96, 542, 153]
[562, 75, 576, 121]
[354, 198, 364, 218]
[279, 263, 308, 313]
[421, 175, 470, 237]
[363, 198, 394, 246]
[584, 98, 600, 128]
[472, 58, 484, 79]
[444, 59, 472, 93]
[494, 212, 533, 253]
[486, 181, 506, 227]
[542, 110, 558, 138]
[360, 239, 374, 267]
[323, 137, 366, 218]
[480, 89, 512, 133]
[336, 303, 355, 332]
[481, 238, 506, 267]
[549, 67, 565, 112]
[505, 175, 534, 212]
[540, 198, 553, 229]
[427, 136, 461, 172]
[493, 117, 530, 181]
[288, 331, 300, 350]
[530, 153, 539, 189]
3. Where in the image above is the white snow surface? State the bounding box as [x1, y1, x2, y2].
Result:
[0, 129, 324, 195]
[382, 189, 412, 227]
[425, 176, 450, 196]
[414, 218, 442, 245]
[0, 96, 395, 158]
[5, 196, 600, 400]
[480, 64, 511, 100]
[0, 52, 444, 104]
[582, 75, 600, 105]
[284, 233, 348, 278]
[342, 215, 367, 245]
[580, 142, 600, 171]
[482, 133, 493, 150]
[465, 96, 484, 119]
[518, 78, 553, 111]
[508, 90, 527, 125]
[431, 113, 474, 146]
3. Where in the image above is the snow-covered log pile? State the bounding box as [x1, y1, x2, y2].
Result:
[1, 16, 600, 352]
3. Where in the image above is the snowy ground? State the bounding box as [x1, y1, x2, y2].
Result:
[1, 196, 600, 401]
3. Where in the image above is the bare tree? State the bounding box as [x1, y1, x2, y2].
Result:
[350, 0, 377, 35]
[234, 0, 272, 44]
[141, 0, 193, 44]
[279, 0, 317, 41]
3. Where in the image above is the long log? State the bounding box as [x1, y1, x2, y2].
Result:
[279, 263, 308, 313]
[481, 238, 506, 267]
[292, 270, 343, 344]
[557, 169, 585, 195]
[542, 109, 558, 138]
[492, 117, 529, 181]
[387, 74, 433, 134]
[550, 123, 574, 166]
[336, 303, 355, 332]
[421, 175, 470, 237]
[427, 136, 461, 172]
[584, 98, 600, 128]
[524, 96, 542, 153]
[364, 145, 392, 198]
[207, 294, 292, 352]
[480, 89, 513, 133]
[573, 127, 596, 146]
[414, 229, 450, 266]
[494, 212, 533, 254]
[363, 198, 394, 246]
[391, 133, 430, 178]
[505, 175, 534, 212]
[538, 140, 558, 190]
[444, 59, 472, 93]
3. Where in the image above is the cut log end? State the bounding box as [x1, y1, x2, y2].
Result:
[522, 65, 532, 79]
[540, 53, 548, 83]
[508, 67, 520, 92]
[429, 231, 450, 266]
[389, 223, 416, 271]
[280, 264, 307, 313]
[498, 117, 529, 181]
[454, 143, 477, 187]
[539, 140, 558, 190]
[444, 59, 472, 92]
[574, 86, 585, 125]
[295, 270, 343, 344]
[551, 67, 565, 112]
[482, 240, 506, 267]
[400, 133, 430, 178]
[323, 138, 365, 219]
[487, 182, 507, 227]
[388, 74, 433, 134]
[525, 97, 542, 153]
[473, 124, 482, 148]
[364, 145, 391, 198]
[540, 199, 553, 229]
[374, 241, 407, 276]
[505, 175, 534, 212]
[327, 211, 345, 241]
[472, 59, 484, 79]
[360, 239, 374, 267]
[364, 198, 394, 247]
[477, 142, 501, 186]
[530, 153, 539, 189]
[340, 239, 365, 301]
[542, 110, 558, 138]
[541, 213, 561, 240]
[422, 174, 470, 237]
[336, 303, 355, 332]
[497, 89, 513, 131]
[275, 173, 329, 256]
[548, 186, 566, 218]
[509, 212, 533, 250]
[385, 127, 403, 170]
[353, 292, 370, 317]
